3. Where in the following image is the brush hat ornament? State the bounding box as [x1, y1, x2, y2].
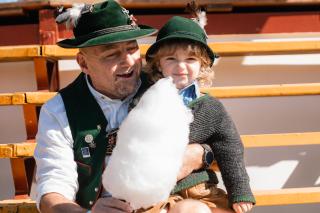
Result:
[145, 16, 218, 66]
[56, 0, 157, 48]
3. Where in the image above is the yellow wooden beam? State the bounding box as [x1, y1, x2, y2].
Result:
[0, 140, 36, 158]
[42, 40, 320, 59]
[1, 132, 319, 159]
[0, 198, 37, 213]
[0, 45, 41, 62]
[0, 93, 13, 105]
[202, 83, 320, 98]
[0, 93, 26, 106]
[48, 0, 320, 9]
[254, 187, 320, 206]
[2, 83, 319, 107]
[242, 132, 320, 147]
[25, 92, 56, 105]
[41, 45, 78, 59]
[210, 40, 320, 56]
[0, 187, 319, 209]
[12, 93, 26, 105]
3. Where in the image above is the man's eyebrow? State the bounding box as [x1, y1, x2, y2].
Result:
[102, 41, 138, 52]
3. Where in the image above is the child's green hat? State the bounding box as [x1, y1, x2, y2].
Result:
[57, 0, 157, 48]
[146, 16, 217, 66]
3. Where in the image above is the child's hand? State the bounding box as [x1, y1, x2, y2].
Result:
[232, 202, 253, 213]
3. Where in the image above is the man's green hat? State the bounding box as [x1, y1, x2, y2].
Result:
[57, 0, 157, 48]
[146, 16, 217, 66]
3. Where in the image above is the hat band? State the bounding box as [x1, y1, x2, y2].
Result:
[169, 31, 207, 41]
[75, 25, 140, 42]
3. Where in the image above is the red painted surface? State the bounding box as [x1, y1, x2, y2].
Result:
[135, 12, 320, 35]
[39, 9, 59, 45]
[1, 11, 319, 45]
[0, 24, 39, 45]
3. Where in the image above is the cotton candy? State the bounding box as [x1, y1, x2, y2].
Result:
[102, 77, 193, 209]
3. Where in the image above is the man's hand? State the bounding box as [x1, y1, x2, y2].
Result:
[40, 192, 87, 213]
[91, 197, 133, 213]
[177, 143, 204, 181]
[232, 202, 253, 213]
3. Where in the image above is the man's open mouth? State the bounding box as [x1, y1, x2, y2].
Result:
[116, 69, 134, 78]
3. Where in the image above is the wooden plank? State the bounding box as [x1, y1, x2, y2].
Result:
[12, 93, 26, 105]
[33, 58, 50, 90]
[0, 140, 36, 158]
[25, 92, 56, 105]
[48, 0, 320, 9]
[10, 158, 30, 196]
[0, 187, 319, 208]
[254, 187, 320, 206]
[42, 40, 320, 59]
[0, 93, 13, 105]
[0, 199, 38, 213]
[1, 0, 320, 10]
[211, 40, 320, 56]
[0, 144, 13, 158]
[41, 45, 78, 59]
[202, 83, 320, 98]
[118, 0, 320, 8]
[242, 132, 320, 147]
[14, 142, 36, 157]
[0, 45, 40, 61]
[1, 132, 319, 159]
[2, 83, 319, 106]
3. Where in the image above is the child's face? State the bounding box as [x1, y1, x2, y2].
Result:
[159, 48, 201, 89]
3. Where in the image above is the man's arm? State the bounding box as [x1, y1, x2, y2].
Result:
[34, 95, 78, 210]
[177, 143, 204, 181]
[40, 193, 86, 213]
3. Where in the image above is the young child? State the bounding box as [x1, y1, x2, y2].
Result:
[144, 16, 255, 213]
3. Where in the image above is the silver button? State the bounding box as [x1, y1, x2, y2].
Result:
[89, 201, 93, 205]
[85, 134, 94, 143]
[94, 187, 99, 192]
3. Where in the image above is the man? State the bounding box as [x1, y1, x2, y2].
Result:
[34, 1, 212, 213]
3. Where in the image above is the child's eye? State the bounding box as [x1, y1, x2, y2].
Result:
[165, 57, 176, 61]
[186, 57, 198, 61]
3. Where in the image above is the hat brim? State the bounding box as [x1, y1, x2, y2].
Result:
[146, 34, 217, 66]
[57, 25, 157, 48]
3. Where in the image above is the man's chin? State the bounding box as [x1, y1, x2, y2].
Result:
[116, 83, 138, 99]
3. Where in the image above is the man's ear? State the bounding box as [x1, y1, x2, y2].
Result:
[76, 52, 89, 74]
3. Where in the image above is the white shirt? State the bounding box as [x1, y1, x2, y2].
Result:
[34, 75, 140, 208]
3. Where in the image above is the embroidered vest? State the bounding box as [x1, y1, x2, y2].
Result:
[60, 73, 108, 209]
[60, 73, 151, 209]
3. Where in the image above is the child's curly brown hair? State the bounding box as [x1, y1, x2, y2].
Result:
[144, 39, 215, 88]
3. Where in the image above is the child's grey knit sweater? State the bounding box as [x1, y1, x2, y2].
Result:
[174, 94, 255, 205]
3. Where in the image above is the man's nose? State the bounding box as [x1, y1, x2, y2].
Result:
[120, 52, 135, 66]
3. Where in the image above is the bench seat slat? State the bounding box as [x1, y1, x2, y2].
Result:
[1, 82, 319, 106]
[254, 187, 320, 206]
[1, 187, 319, 209]
[42, 40, 320, 59]
[1, 132, 319, 158]
[0, 45, 40, 62]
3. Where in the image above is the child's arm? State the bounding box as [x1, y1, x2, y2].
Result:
[191, 96, 256, 205]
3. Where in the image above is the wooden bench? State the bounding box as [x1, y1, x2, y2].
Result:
[42, 40, 320, 58]
[1, 91, 320, 209]
[1, 131, 320, 212]
[1, 39, 320, 211]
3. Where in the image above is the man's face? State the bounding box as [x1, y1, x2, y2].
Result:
[77, 40, 142, 99]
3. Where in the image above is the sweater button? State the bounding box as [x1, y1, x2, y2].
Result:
[94, 187, 99, 192]
[89, 201, 93, 205]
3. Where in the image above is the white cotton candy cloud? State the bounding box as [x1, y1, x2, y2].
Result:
[102, 77, 193, 209]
